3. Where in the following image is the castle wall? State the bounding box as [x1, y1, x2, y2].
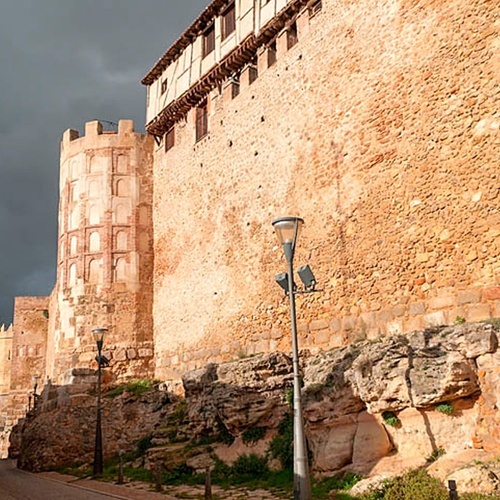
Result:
[149, 0, 499, 380]
[145, 0, 298, 124]
[0, 325, 13, 395]
[45, 120, 155, 384]
[9, 297, 49, 391]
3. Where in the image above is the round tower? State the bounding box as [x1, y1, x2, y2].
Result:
[45, 120, 155, 384]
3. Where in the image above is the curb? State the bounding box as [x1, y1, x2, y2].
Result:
[16, 466, 176, 500]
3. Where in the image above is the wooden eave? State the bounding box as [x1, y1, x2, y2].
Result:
[142, 0, 228, 86]
[146, 0, 308, 138]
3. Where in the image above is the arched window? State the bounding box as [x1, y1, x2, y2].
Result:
[88, 259, 102, 284]
[68, 264, 77, 286]
[115, 204, 128, 224]
[115, 258, 126, 281]
[70, 236, 78, 256]
[117, 155, 128, 173]
[116, 231, 127, 250]
[116, 179, 129, 197]
[89, 204, 100, 225]
[88, 179, 100, 198]
[89, 232, 100, 252]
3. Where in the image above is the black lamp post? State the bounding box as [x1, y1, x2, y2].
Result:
[92, 327, 107, 477]
[272, 216, 312, 500]
[32, 375, 39, 409]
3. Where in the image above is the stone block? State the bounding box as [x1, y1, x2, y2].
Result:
[315, 330, 330, 345]
[424, 311, 447, 328]
[467, 304, 491, 322]
[114, 349, 127, 361]
[404, 316, 425, 333]
[310, 319, 329, 331]
[377, 309, 394, 323]
[360, 312, 376, 328]
[330, 318, 341, 332]
[428, 296, 455, 310]
[392, 305, 407, 318]
[483, 287, 500, 300]
[271, 328, 284, 339]
[386, 320, 403, 336]
[138, 348, 153, 358]
[329, 333, 344, 348]
[458, 290, 482, 305]
[342, 316, 357, 331]
[127, 348, 137, 360]
[409, 302, 426, 315]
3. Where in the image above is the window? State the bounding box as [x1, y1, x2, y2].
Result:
[221, 3, 236, 40]
[165, 126, 175, 151]
[267, 40, 277, 67]
[203, 24, 215, 57]
[309, 0, 322, 17]
[196, 101, 208, 141]
[161, 79, 168, 95]
[287, 22, 298, 50]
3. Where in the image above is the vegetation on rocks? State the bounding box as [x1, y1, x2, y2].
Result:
[104, 378, 159, 398]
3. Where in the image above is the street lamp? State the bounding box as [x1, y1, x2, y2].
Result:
[32, 375, 39, 409]
[272, 216, 312, 500]
[92, 327, 108, 477]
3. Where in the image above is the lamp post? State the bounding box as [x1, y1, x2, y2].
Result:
[92, 327, 107, 477]
[272, 216, 311, 500]
[32, 375, 39, 409]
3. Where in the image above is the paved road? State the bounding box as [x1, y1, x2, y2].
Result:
[0, 460, 115, 500]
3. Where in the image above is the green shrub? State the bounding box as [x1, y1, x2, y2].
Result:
[242, 426, 266, 445]
[435, 402, 453, 415]
[455, 316, 466, 324]
[135, 435, 154, 457]
[382, 468, 448, 500]
[268, 414, 293, 470]
[426, 447, 445, 463]
[231, 453, 269, 482]
[381, 411, 400, 428]
[312, 473, 363, 499]
[167, 400, 188, 424]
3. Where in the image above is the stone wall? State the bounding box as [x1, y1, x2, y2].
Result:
[151, 0, 499, 380]
[0, 324, 13, 394]
[10, 297, 49, 391]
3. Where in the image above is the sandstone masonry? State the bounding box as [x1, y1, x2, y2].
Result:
[0, 0, 498, 458]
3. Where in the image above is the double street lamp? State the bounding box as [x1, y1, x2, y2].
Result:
[272, 216, 316, 500]
[92, 327, 108, 477]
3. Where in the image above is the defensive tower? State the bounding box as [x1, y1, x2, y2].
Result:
[45, 120, 155, 384]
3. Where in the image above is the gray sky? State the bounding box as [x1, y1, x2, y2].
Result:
[0, 0, 209, 325]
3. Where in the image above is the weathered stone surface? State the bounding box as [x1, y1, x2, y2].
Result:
[12, 322, 500, 481]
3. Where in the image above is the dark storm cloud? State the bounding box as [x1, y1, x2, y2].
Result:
[0, 0, 209, 324]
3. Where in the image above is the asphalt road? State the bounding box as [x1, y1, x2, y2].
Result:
[0, 460, 114, 500]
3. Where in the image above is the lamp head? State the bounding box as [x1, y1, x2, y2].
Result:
[272, 216, 304, 262]
[297, 264, 316, 290]
[275, 273, 290, 294]
[92, 327, 107, 347]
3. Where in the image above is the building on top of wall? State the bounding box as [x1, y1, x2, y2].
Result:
[142, 0, 499, 381]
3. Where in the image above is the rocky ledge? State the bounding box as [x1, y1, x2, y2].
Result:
[11, 321, 500, 494]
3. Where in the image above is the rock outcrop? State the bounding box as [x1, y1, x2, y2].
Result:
[11, 321, 500, 494]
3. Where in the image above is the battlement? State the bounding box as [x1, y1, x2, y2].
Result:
[61, 120, 146, 157]
[63, 119, 135, 141]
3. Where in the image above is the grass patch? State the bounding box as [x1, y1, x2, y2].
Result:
[426, 447, 445, 463]
[381, 411, 400, 428]
[242, 426, 267, 445]
[104, 379, 158, 398]
[435, 402, 453, 415]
